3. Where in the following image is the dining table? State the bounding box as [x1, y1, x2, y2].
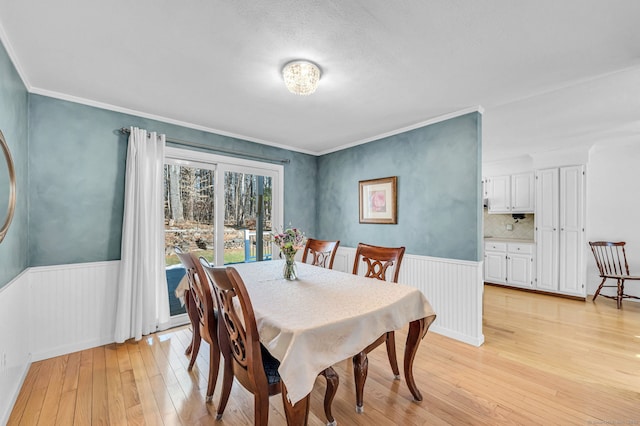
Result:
[229, 259, 437, 425]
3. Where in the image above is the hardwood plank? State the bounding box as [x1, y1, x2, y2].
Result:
[37, 355, 68, 425]
[6, 361, 42, 425]
[61, 351, 81, 393]
[73, 349, 93, 425]
[128, 345, 164, 424]
[105, 343, 127, 425]
[18, 359, 55, 425]
[54, 389, 77, 425]
[90, 346, 109, 426]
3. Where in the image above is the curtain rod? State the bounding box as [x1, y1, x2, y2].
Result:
[119, 127, 290, 164]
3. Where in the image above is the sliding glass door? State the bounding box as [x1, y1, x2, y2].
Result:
[221, 169, 273, 264]
[163, 147, 283, 318]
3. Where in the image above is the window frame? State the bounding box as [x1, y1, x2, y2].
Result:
[164, 146, 284, 266]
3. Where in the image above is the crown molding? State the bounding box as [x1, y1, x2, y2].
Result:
[316, 106, 484, 156]
[29, 86, 319, 156]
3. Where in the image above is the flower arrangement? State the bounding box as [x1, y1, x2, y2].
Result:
[273, 226, 307, 257]
[272, 226, 306, 280]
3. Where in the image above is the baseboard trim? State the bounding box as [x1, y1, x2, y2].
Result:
[484, 282, 586, 301]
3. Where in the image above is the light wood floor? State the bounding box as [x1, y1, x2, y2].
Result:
[8, 285, 640, 425]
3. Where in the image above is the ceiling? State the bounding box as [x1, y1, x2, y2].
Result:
[0, 1, 639, 161]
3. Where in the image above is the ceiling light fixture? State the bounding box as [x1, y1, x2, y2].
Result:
[282, 60, 321, 95]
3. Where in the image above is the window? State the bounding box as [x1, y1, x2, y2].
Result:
[163, 147, 283, 318]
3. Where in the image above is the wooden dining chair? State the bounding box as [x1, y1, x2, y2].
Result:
[174, 247, 199, 361]
[301, 238, 340, 269]
[589, 241, 640, 309]
[174, 249, 220, 402]
[351, 242, 406, 412]
[203, 265, 339, 426]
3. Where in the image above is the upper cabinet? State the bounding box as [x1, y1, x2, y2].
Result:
[485, 172, 534, 214]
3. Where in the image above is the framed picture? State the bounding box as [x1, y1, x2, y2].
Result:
[359, 176, 397, 224]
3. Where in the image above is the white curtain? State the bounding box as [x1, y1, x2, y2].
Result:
[114, 127, 170, 343]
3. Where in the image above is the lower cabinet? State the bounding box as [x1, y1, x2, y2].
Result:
[484, 241, 534, 289]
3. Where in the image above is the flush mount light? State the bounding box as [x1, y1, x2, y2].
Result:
[282, 60, 321, 95]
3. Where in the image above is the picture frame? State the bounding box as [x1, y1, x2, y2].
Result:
[359, 176, 397, 224]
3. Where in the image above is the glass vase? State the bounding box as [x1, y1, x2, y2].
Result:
[283, 252, 297, 280]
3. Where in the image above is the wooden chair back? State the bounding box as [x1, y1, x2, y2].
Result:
[174, 249, 217, 342]
[589, 241, 629, 277]
[204, 266, 278, 397]
[352, 243, 406, 283]
[301, 238, 340, 269]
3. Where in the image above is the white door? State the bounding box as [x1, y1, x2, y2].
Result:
[488, 175, 510, 213]
[485, 251, 506, 284]
[559, 165, 585, 295]
[507, 253, 533, 288]
[536, 168, 559, 291]
[511, 172, 534, 213]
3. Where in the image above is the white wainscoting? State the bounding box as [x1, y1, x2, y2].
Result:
[28, 261, 120, 361]
[0, 270, 31, 425]
[333, 247, 484, 347]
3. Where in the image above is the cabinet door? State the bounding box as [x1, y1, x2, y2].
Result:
[535, 168, 559, 291]
[559, 165, 585, 295]
[487, 175, 510, 213]
[507, 253, 533, 288]
[511, 173, 535, 213]
[485, 251, 506, 284]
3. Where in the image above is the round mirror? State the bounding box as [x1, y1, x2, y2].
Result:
[0, 130, 16, 243]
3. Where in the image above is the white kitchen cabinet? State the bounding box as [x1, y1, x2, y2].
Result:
[486, 173, 534, 214]
[486, 175, 510, 213]
[484, 241, 534, 288]
[535, 165, 585, 296]
[511, 173, 535, 213]
[535, 168, 559, 291]
[506, 243, 534, 288]
[485, 242, 507, 283]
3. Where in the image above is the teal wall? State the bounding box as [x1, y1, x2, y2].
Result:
[27, 95, 317, 267]
[316, 113, 482, 262]
[0, 41, 28, 288]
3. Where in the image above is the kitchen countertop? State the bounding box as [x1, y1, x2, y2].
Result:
[484, 237, 535, 244]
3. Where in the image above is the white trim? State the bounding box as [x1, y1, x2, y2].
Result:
[165, 146, 285, 173]
[0, 269, 31, 425]
[316, 106, 484, 156]
[30, 87, 319, 155]
[0, 353, 31, 426]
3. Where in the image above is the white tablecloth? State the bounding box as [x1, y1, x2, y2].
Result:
[230, 260, 436, 404]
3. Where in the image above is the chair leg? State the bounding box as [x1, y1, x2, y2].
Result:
[385, 331, 400, 379]
[254, 393, 270, 426]
[184, 289, 193, 356]
[206, 340, 221, 402]
[592, 277, 607, 302]
[352, 351, 368, 413]
[320, 367, 339, 426]
[188, 330, 201, 372]
[617, 279, 625, 309]
[216, 332, 234, 420]
[186, 290, 201, 370]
